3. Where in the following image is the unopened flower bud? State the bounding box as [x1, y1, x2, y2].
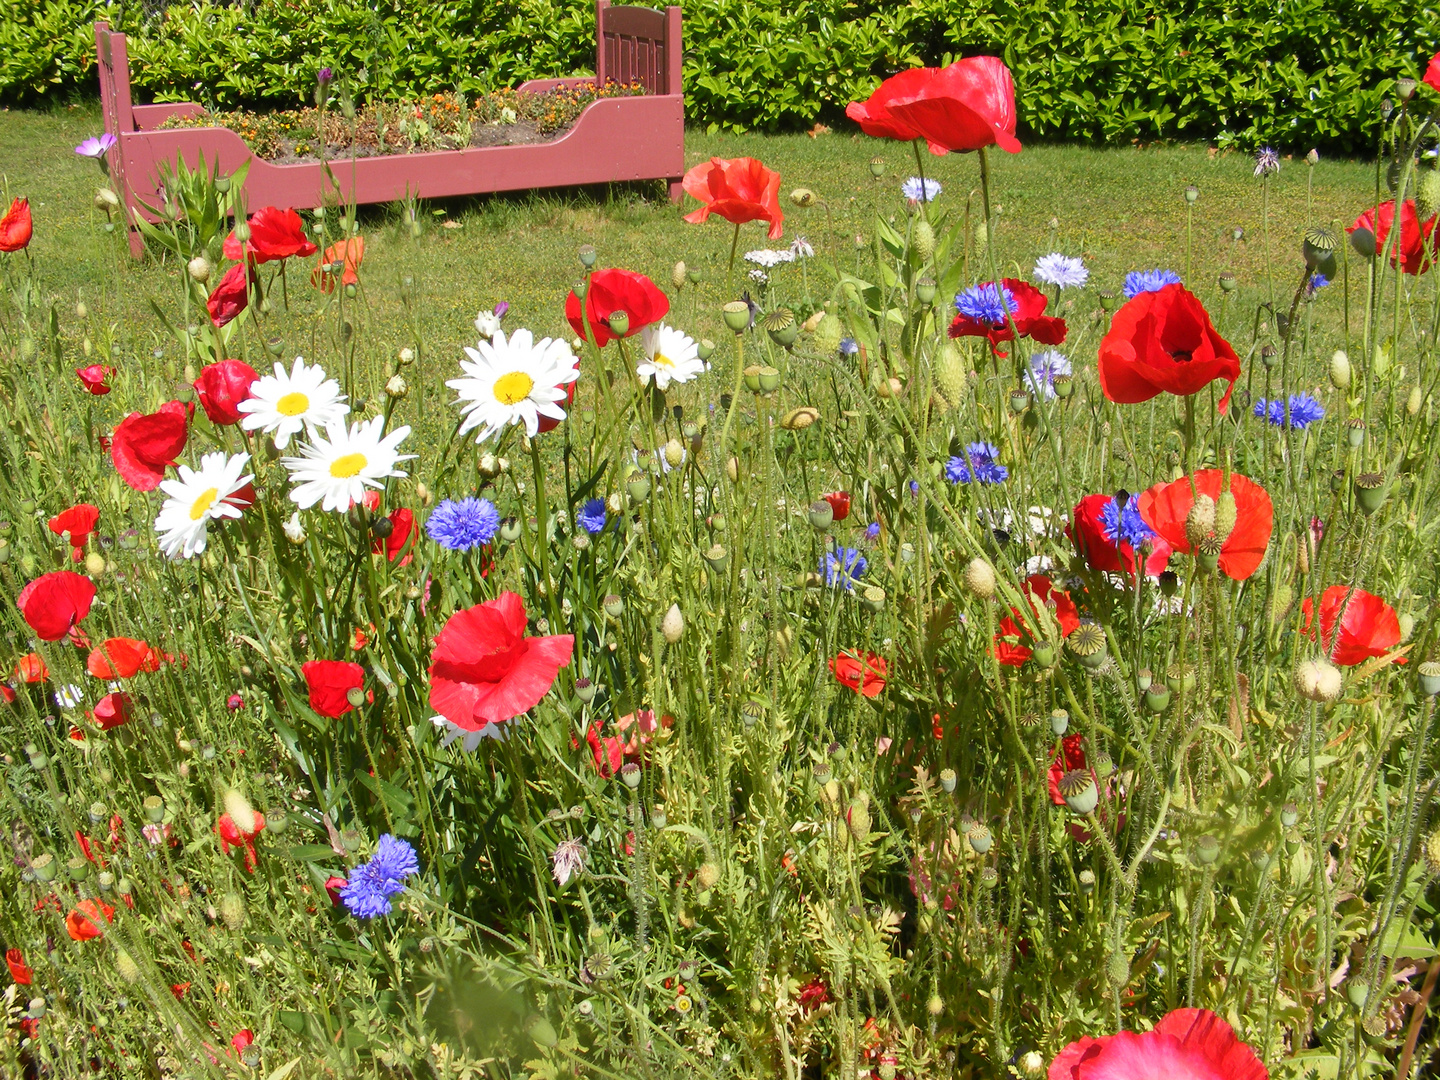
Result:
[1019, 1050, 1046, 1079]
[85, 552, 106, 575]
[696, 861, 720, 889]
[187, 255, 212, 283]
[790, 187, 816, 207]
[662, 603, 684, 644]
[1294, 658, 1343, 702]
[671, 261, 687, 289]
[963, 557, 996, 598]
[384, 374, 408, 399]
[1213, 489, 1237, 542]
[219, 891, 246, 930]
[663, 438, 685, 468]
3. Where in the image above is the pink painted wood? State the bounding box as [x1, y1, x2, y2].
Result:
[95, 4, 684, 259]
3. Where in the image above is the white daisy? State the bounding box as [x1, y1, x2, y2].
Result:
[448, 328, 579, 444]
[153, 451, 254, 559]
[432, 714, 507, 750]
[636, 323, 705, 390]
[55, 684, 85, 709]
[281, 416, 413, 513]
[282, 511, 306, 543]
[1032, 253, 1089, 290]
[474, 309, 502, 339]
[237, 356, 350, 449]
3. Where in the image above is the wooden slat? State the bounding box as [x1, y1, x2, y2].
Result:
[602, 4, 666, 40]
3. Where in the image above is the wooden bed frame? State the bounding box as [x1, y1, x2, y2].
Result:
[94, 1, 684, 258]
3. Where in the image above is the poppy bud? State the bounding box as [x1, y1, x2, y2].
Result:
[1350, 226, 1376, 259]
[812, 313, 842, 354]
[963, 557, 996, 598]
[115, 948, 140, 984]
[187, 255, 212, 283]
[1327, 349, 1352, 390]
[671, 261, 687, 290]
[1106, 953, 1130, 988]
[790, 188, 816, 207]
[1419, 170, 1440, 223]
[696, 861, 720, 889]
[912, 219, 936, 262]
[219, 891, 246, 930]
[1294, 658, 1343, 702]
[1426, 829, 1440, 875]
[846, 797, 871, 839]
[1306, 148, 1320, 166]
[1019, 1050, 1046, 1078]
[526, 1016, 559, 1048]
[1407, 384, 1423, 415]
[662, 603, 684, 644]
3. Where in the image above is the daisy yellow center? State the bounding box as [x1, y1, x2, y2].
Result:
[276, 391, 311, 416]
[493, 371, 534, 405]
[329, 452, 368, 478]
[189, 487, 219, 521]
[652, 352, 675, 368]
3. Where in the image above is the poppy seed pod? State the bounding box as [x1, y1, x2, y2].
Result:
[722, 301, 751, 333]
[869, 156, 885, 178]
[1078, 868, 1096, 893]
[967, 824, 993, 854]
[603, 594, 624, 618]
[808, 500, 834, 531]
[1067, 623, 1107, 669]
[1195, 834, 1221, 865]
[1059, 769, 1098, 815]
[662, 603, 684, 644]
[1354, 471, 1386, 515]
[1144, 684, 1171, 713]
[939, 768, 957, 793]
[1218, 270, 1238, 292]
[1049, 708, 1069, 735]
[578, 244, 597, 268]
[619, 762, 642, 789]
[1184, 184, 1200, 204]
[1419, 660, 1440, 696]
[1302, 225, 1337, 271]
[607, 310, 630, 338]
[697, 338, 715, 361]
[915, 276, 937, 305]
[702, 543, 727, 571]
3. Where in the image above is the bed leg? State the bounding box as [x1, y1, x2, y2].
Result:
[667, 177, 684, 205]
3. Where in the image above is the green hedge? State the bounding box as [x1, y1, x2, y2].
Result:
[1, 0, 1434, 150]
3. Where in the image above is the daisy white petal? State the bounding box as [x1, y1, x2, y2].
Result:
[448, 328, 579, 444]
[636, 322, 705, 390]
[280, 416, 414, 513]
[153, 451, 253, 559]
[237, 356, 350, 449]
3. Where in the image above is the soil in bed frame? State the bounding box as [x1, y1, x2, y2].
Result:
[158, 83, 647, 164]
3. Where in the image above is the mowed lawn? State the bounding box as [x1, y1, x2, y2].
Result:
[1, 102, 1380, 383]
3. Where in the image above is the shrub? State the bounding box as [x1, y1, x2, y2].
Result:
[0, 0, 1436, 147]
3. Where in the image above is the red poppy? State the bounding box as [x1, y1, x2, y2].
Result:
[682, 156, 784, 240]
[565, 268, 670, 347]
[193, 359, 259, 426]
[111, 400, 190, 491]
[796, 978, 830, 1013]
[994, 574, 1080, 667]
[830, 651, 887, 697]
[169, 982, 191, 1000]
[429, 591, 574, 731]
[86, 637, 162, 679]
[91, 692, 135, 730]
[0, 198, 32, 252]
[6, 949, 31, 985]
[1069, 493, 1171, 577]
[207, 261, 255, 327]
[584, 722, 626, 777]
[949, 278, 1066, 355]
[216, 810, 266, 872]
[823, 491, 851, 522]
[222, 206, 318, 264]
[1347, 199, 1437, 276]
[312, 236, 365, 293]
[301, 660, 365, 718]
[16, 570, 96, 641]
[14, 653, 47, 683]
[372, 508, 414, 563]
[231, 1030, 254, 1055]
[0, 686, 12, 705]
[1099, 283, 1241, 413]
[48, 504, 99, 549]
[65, 899, 115, 942]
[1050, 1007, 1266, 1080]
[846, 58, 1021, 156]
[1137, 471, 1273, 581]
[1301, 586, 1403, 667]
[76, 364, 115, 395]
[322, 876, 347, 906]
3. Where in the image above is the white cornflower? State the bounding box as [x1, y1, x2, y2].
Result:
[237, 357, 349, 449]
[448, 328, 579, 444]
[636, 323, 705, 390]
[281, 416, 413, 513]
[1025, 351, 1073, 401]
[901, 177, 942, 202]
[282, 511, 306, 543]
[431, 714, 506, 751]
[789, 235, 815, 258]
[1032, 253, 1089, 290]
[552, 838, 587, 887]
[743, 249, 794, 269]
[474, 309, 502, 339]
[153, 451, 253, 559]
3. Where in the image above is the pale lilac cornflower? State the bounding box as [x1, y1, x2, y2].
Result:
[552, 839, 587, 886]
[789, 236, 815, 259]
[1254, 147, 1281, 178]
[1025, 351, 1071, 400]
[1033, 253, 1088, 289]
[901, 177, 942, 202]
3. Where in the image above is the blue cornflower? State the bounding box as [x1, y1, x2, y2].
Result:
[1306, 273, 1330, 299]
[339, 834, 419, 920]
[1099, 496, 1155, 549]
[947, 441, 1008, 485]
[901, 176, 942, 202]
[1254, 393, 1325, 430]
[955, 282, 1016, 326]
[822, 547, 867, 590]
[864, 521, 881, 541]
[576, 498, 607, 534]
[1122, 269, 1182, 299]
[908, 480, 920, 496]
[426, 497, 500, 551]
[839, 338, 859, 357]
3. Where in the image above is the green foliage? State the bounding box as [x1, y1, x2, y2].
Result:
[0, 0, 1437, 148]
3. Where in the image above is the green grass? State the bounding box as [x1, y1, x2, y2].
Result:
[2, 101, 1379, 379]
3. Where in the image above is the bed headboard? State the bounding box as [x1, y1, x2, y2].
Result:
[595, 0, 682, 97]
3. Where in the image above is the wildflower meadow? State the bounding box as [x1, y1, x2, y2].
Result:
[4, 35, 1440, 1080]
